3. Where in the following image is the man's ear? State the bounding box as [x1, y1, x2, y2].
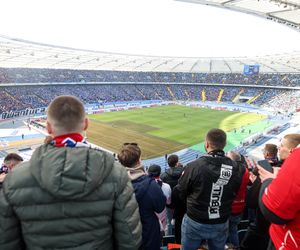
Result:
[83, 118, 89, 131]
[204, 140, 209, 152]
[46, 121, 53, 135]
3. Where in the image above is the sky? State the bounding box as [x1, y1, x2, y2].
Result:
[0, 0, 299, 57]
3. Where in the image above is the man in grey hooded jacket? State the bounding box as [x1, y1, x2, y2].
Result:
[0, 95, 142, 250]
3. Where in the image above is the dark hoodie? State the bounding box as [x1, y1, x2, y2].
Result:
[131, 175, 166, 250]
[160, 167, 183, 190]
[0, 144, 142, 250]
[178, 150, 241, 224]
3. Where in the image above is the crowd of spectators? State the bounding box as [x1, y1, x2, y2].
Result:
[0, 90, 24, 113]
[263, 90, 300, 112]
[1, 67, 299, 114]
[0, 67, 300, 86]
[1, 95, 300, 249]
[0, 84, 290, 113]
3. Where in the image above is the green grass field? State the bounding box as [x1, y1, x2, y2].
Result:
[87, 105, 270, 159]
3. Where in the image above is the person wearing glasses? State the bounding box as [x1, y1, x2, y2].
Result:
[118, 143, 166, 250]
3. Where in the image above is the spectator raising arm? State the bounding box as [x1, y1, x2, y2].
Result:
[259, 148, 300, 249]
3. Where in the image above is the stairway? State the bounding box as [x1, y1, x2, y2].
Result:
[166, 85, 175, 100]
[201, 89, 206, 102]
[155, 92, 163, 101]
[232, 89, 244, 102]
[35, 94, 48, 105]
[247, 93, 261, 104]
[184, 89, 190, 100]
[217, 89, 224, 103]
[4, 90, 18, 102]
[135, 86, 146, 99]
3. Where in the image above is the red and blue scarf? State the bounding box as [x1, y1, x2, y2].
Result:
[50, 133, 88, 148]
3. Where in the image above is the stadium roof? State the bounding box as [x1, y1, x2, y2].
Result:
[0, 35, 299, 73]
[177, 0, 300, 31]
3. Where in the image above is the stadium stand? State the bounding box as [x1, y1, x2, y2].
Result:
[262, 90, 300, 112]
[0, 83, 294, 114]
[1, 67, 300, 86]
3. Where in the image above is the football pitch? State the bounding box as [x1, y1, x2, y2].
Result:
[87, 105, 271, 159]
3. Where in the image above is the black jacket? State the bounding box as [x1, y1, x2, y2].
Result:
[160, 167, 183, 190]
[178, 150, 242, 224]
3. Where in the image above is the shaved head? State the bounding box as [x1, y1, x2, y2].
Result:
[278, 134, 300, 160]
[205, 128, 227, 151]
[47, 95, 87, 135]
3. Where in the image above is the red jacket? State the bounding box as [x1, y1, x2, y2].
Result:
[262, 148, 300, 249]
[231, 165, 249, 214]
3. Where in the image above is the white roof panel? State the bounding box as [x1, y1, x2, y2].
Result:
[0, 35, 299, 73]
[232, 0, 288, 13]
[177, 0, 300, 30]
[272, 9, 300, 24]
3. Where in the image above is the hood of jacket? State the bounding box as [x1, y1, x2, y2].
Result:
[132, 175, 153, 201]
[30, 144, 115, 199]
[126, 164, 146, 181]
[166, 167, 183, 178]
[201, 154, 235, 180]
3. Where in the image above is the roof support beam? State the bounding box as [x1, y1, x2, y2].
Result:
[223, 60, 233, 73]
[171, 61, 184, 71]
[190, 60, 199, 72]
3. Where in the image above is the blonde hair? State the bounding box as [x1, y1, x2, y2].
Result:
[284, 134, 300, 149]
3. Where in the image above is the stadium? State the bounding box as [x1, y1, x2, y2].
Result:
[0, 0, 300, 249]
[2, 44, 299, 165]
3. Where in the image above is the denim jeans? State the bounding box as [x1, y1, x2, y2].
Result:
[228, 214, 242, 247]
[181, 214, 229, 250]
